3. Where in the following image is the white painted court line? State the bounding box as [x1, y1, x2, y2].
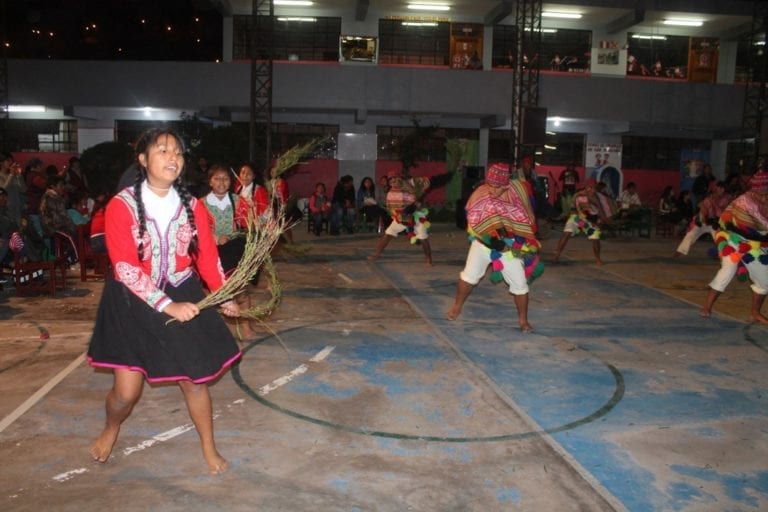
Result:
[123, 422, 197, 456]
[48, 346, 335, 484]
[259, 345, 335, 395]
[52, 467, 89, 483]
[337, 272, 354, 284]
[258, 365, 307, 395]
[0, 352, 86, 434]
[310, 345, 335, 362]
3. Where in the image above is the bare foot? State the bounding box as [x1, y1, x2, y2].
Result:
[204, 449, 228, 474]
[446, 305, 461, 320]
[595, 259, 604, 266]
[366, 253, 380, 262]
[520, 323, 534, 333]
[552, 252, 560, 262]
[90, 426, 120, 463]
[699, 308, 711, 318]
[750, 313, 768, 324]
[426, 258, 433, 267]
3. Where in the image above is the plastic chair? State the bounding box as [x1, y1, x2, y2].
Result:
[12, 248, 67, 297]
[77, 225, 111, 281]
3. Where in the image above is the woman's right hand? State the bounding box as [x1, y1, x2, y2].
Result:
[164, 302, 200, 323]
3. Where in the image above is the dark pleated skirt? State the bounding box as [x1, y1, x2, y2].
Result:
[87, 275, 241, 384]
[217, 237, 246, 275]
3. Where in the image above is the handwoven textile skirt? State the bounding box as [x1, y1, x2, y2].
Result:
[88, 275, 241, 384]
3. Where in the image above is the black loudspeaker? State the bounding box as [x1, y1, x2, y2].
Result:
[462, 166, 484, 199]
[522, 107, 547, 146]
[457, 166, 485, 229]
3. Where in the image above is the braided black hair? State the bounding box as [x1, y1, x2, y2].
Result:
[133, 162, 148, 261]
[174, 177, 199, 258]
[132, 127, 198, 260]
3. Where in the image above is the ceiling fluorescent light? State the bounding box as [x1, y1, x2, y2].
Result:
[402, 21, 438, 27]
[663, 19, 703, 27]
[632, 34, 667, 40]
[5, 105, 46, 112]
[407, 3, 450, 12]
[542, 11, 582, 19]
[524, 27, 558, 33]
[274, 0, 313, 6]
[277, 17, 317, 22]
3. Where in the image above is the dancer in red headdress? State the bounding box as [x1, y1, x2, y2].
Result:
[552, 178, 611, 265]
[367, 168, 454, 265]
[446, 163, 543, 332]
[701, 170, 768, 323]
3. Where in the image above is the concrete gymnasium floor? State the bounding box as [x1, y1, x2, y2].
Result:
[0, 223, 766, 511]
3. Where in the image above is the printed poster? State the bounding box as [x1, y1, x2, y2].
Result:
[587, 142, 623, 198]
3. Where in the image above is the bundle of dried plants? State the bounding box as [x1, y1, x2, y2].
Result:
[240, 256, 282, 319]
[193, 137, 324, 316]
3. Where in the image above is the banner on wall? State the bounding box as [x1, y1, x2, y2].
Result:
[445, 138, 479, 203]
[586, 142, 623, 198]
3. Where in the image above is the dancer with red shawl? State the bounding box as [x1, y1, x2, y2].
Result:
[446, 163, 544, 332]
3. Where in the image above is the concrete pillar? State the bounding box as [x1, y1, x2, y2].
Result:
[478, 127, 489, 168]
[717, 41, 738, 84]
[222, 16, 233, 63]
[709, 140, 729, 177]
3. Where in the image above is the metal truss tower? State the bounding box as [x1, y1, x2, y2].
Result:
[510, 0, 543, 165]
[249, 0, 274, 170]
[0, 0, 8, 149]
[741, 1, 768, 164]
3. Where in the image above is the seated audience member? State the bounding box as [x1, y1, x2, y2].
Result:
[308, 182, 331, 236]
[66, 192, 91, 226]
[658, 186, 677, 223]
[357, 177, 381, 229]
[40, 176, 79, 263]
[88, 203, 107, 254]
[618, 182, 643, 220]
[64, 156, 89, 198]
[16, 214, 46, 262]
[0, 187, 14, 281]
[331, 175, 356, 235]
